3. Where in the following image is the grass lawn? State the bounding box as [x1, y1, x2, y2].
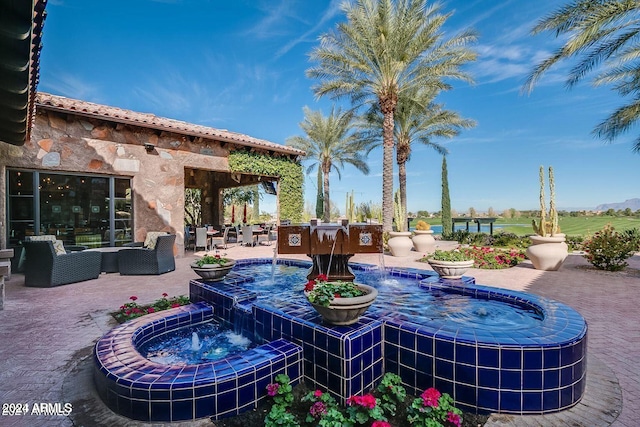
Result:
[411, 216, 640, 237]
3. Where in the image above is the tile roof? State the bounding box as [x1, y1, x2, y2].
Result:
[35, 92, 305, 156]
[0, 0, 47, 146]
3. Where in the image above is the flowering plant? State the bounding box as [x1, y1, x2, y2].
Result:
[407, 387, 462, 427]
[415, 220, 431, 231]
[304, 274, 365, 307]
[194, 253, 232, 267]
[428, 248, 473, 262]
[264, 373, 463, 426]
[112, 293, 190, 323]
[420, 246, 525, 269]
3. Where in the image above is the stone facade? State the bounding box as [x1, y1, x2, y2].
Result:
[2, 108, 236, 256]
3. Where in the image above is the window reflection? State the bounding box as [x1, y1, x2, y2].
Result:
[7, 170, 133, 248]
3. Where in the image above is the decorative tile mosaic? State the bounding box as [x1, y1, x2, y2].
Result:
[359, 232, 372, 246]
[287, 233, 301, 246]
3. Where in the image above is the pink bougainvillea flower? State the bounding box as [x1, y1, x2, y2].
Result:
[420, 387, 441, 407]
[314, 389, 323, 398]
[147, 307, 155, 313]
[266, 383, 279, 397]
[162, 292, 168, 298]
[447, 411, 462, 427]
[372, 421, 391, 427]
[129, 296, 138, 301]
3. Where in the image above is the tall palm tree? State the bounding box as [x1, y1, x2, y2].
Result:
[307, 0, 476, 231]
[286, 106, 375, 223]
[364, 88, 476, 224]
[524, 0, 640, 151]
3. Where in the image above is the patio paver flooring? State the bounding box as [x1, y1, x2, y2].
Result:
[0, 241, 637, 426]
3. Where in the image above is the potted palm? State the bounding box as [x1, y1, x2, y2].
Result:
[412, 220, 435, 253]
[427, 248, 474, 279]
[190, 254, 236, 280]
[304, 274, 377, 325]
[387, 190, 414, 256]
[526, 166, 568, 271]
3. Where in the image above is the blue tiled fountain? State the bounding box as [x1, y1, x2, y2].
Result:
[94, 223, 587, 422]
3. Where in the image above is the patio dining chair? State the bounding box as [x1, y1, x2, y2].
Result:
[210, 226, 231, 249]
[257, 224, 272, 245]
[241, 225, 257, 247]
[195, 227, 208, 251]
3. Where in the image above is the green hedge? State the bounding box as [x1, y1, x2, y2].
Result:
[228, 151, 303, 223]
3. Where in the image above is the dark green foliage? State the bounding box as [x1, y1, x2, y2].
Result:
[229, 151, 304, 223]
[441, 156, 452, 238]
[583, 225, 638, 271]
[316, 168, 324, 219]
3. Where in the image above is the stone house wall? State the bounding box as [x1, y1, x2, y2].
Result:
[0, 108, 233, 256]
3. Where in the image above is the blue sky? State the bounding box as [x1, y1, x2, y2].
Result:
[39, 0, 639, 215]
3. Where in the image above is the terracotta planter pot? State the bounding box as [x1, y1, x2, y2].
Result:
[412, 230, 435, 253]
[388, 231, 413, 257]
[190, 259, 236, 281]
[427, 259, 474, 279]
[305, 283, 378, 325]
[526, 235, 568, 271]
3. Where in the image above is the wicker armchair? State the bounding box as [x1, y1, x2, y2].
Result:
[117, 234, 176, 275]
[23, 241, 102, 287]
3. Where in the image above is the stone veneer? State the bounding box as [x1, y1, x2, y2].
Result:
[1, 109, 234, 256]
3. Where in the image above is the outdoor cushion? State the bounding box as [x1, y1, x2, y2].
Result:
[143, 232, 167, 250]
[27, 235, 66, 255]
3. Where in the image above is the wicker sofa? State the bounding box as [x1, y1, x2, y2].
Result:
[117, 234, 176, 275]
[23, 240, 102, 287]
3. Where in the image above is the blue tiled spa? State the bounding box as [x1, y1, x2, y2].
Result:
[94, 257, 587, 422]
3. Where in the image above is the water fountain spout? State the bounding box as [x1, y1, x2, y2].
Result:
[191, 332, 202, 351]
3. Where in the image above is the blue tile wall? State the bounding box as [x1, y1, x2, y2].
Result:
[96, 259, 589, 422]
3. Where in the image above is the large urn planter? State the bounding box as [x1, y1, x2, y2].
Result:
[388, 231, 414, 257]
[305, 284, 378, 325]
[412, 230, 435, 253]
[428, 259, 474, 279]
[526, 235, 568, 271]
[190, 259, 236, 281]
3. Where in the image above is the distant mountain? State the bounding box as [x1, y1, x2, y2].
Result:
[595, 198, 640, 211]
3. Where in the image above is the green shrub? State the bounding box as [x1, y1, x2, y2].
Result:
[583, 225, 637, 271]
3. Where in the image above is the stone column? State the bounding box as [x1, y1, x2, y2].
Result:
[0, 248, 14, 310]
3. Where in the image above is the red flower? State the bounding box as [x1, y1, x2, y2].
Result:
[147, 307, 155, 313]
[360, 393, 377, 409]
[162, 292, 168, 298]
[314, 389, 323, 398]
[316, 274, 328, 281]
[130, 296, 138, 301]
[447, 411, 461, 427]
[215, 254, 221, 259]
[372, 422, 391, 427]
[346, 395, 361, 406]
[334, 293, 341, 298]
[304, 280, 316, 292]
[171, 303, 180, 308]
[420, 387, 441, 407]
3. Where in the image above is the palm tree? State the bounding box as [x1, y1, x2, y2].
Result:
[286, 106, 375, 223]
[307, 0, 476, 231]
[364, 88, 475, 223]
[524, 0, 640, 151]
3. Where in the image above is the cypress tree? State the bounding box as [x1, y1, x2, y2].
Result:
[441, 156, 452, 237]
[315, 167, 324, 219]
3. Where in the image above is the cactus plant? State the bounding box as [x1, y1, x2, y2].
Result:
[346, 190, 356, 223]
[393, 189, 407, 232]
[532, 166, 559, 236]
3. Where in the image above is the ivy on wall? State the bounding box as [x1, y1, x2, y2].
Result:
[228, 151, 303, 223]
